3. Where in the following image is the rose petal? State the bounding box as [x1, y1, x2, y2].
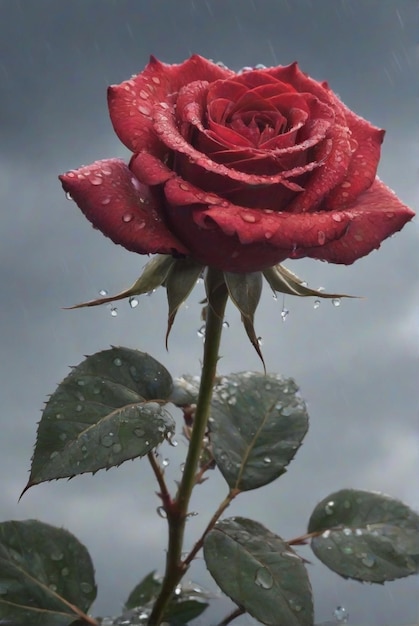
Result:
[108, 55, 233, 153]
[59, 159, 189, 256]
[293, 178, 415, 264]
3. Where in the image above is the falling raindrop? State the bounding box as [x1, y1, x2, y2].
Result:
[65, 191, 73, 201]
[129, 296, 139, 308]
[313, 299, 321, 309]
[157, 506, 167, 519]
[280, 307, 289, 322]
[197, 324, 206, 338]
[333, 606, 349, 623]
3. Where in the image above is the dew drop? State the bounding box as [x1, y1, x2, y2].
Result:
[129, 296, 139, 309]
[113, 357, 122, 366]
[157, 506, 167, 519]
[355, 528, 363, 536]
[162, 458, 170, 467]
[89, 176, 103, 186]
[110, 307, 118, 317]
[263, 456, 272, 464]
[324, 501, 335, 515]
[122, 213, 133, 223]
[112, 443, 122, 453]
[361, 554, 375, 567]
[50, 551, 64, 561]
[99, 289, 108, 296]
[80, 582, 93, 594]
[222, 320, 230, 328]
[343, 527, 352, 536]
[138, 104, 151, 116]
[332, 298, 341, 307]
[139, 89, 149, 99]
[101, 434, 114, 447]
[342, 546, 353, 555]
[333, 605, 349, 623]
[49, 451, 59, 460]
[75, 404, 83, 412]
[61, 567, 69, 576]
[313, 299, 321, 309]
[197, 324, 206, 338]
[322, 529, 331, 539]
[254, 567, 273, 589]
[134, 428, 145, 438]
[65, 191, 73, 201]
[241, 212, 256, 223]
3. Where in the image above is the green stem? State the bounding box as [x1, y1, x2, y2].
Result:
[148, 268, 228, 626]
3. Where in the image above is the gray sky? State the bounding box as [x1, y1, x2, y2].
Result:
[0, 0, 418, 624]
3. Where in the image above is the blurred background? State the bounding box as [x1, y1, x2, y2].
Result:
[0, 1, 418, 624]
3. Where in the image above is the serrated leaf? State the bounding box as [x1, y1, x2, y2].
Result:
[204, 517, 313, 626]
[66, 255, 175, 309]
[308, 489, 419, 583]
[124, 571, 161, 610]
[0, 520, 96, 626]
[224, 272, 265, 367]
[23, 348, 175, 493]
[263, 264, 356, 299]
[165, 259, 204, 347]
[210, 373, 308, 491]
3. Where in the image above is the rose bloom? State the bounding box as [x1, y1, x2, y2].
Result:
[60, 55, 414, 273]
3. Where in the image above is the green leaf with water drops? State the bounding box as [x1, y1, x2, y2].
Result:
[22, 348, 175, 493]
[308, 489, 419, 583]
[124, 571, 161, 610]
[0, 519, 97, 626]
[263, 264, 356, 301]
[66, 254, 176, 309]
[223, 271, 265, 368]
[204, 517, 313, 626]
[165, 258, 204, 347]
[210, 373, 309, 491]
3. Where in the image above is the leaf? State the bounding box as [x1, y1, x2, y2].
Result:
[124, 574, 210, 624]
[124, 571, 161, 610]
[22, 348, 175, 493]
[169, 375, 201, 407]
[66, 255, 175, 309]
[210, 373, 308, 491]
[308, 489, 419, 583]
[165, 258, 204, 347]
[224, 271, 265, 368]
[204, 517, 313, 626]
[263, 264, 357, 299]
[0, 519, 96, 626]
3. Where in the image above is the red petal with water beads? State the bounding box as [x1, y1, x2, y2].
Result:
[59, 159, 189, 256]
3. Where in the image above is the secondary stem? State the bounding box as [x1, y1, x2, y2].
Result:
[148, 268, 228, 626]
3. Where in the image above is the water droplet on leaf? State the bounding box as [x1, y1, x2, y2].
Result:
[254, 567, 274, 589]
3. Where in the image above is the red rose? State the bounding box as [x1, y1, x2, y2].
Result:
[60, 55, 414, 273]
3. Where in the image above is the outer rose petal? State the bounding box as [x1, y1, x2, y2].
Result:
[108, 55, 233, 153]
[59, 159, 189, 256]
[292, 178, 415, 264]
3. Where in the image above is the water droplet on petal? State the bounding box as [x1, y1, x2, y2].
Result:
[313, 299, 321, 309]
[241, 212, 256, 223]
[317, 230, 326, 244]
[122, 213, 133, 223]
[65, 191, 73, 201]
[129, 296, 139, 308]
[138, 104, 151, 116]
[89, 176, 103, 186]
[254, 567, 273, 589]
[332, 298, 341, 307]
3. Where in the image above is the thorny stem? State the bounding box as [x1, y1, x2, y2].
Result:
[182, 488, 239, 567]
[147, 452, 172, 509]
[148, 269, 228, 626]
